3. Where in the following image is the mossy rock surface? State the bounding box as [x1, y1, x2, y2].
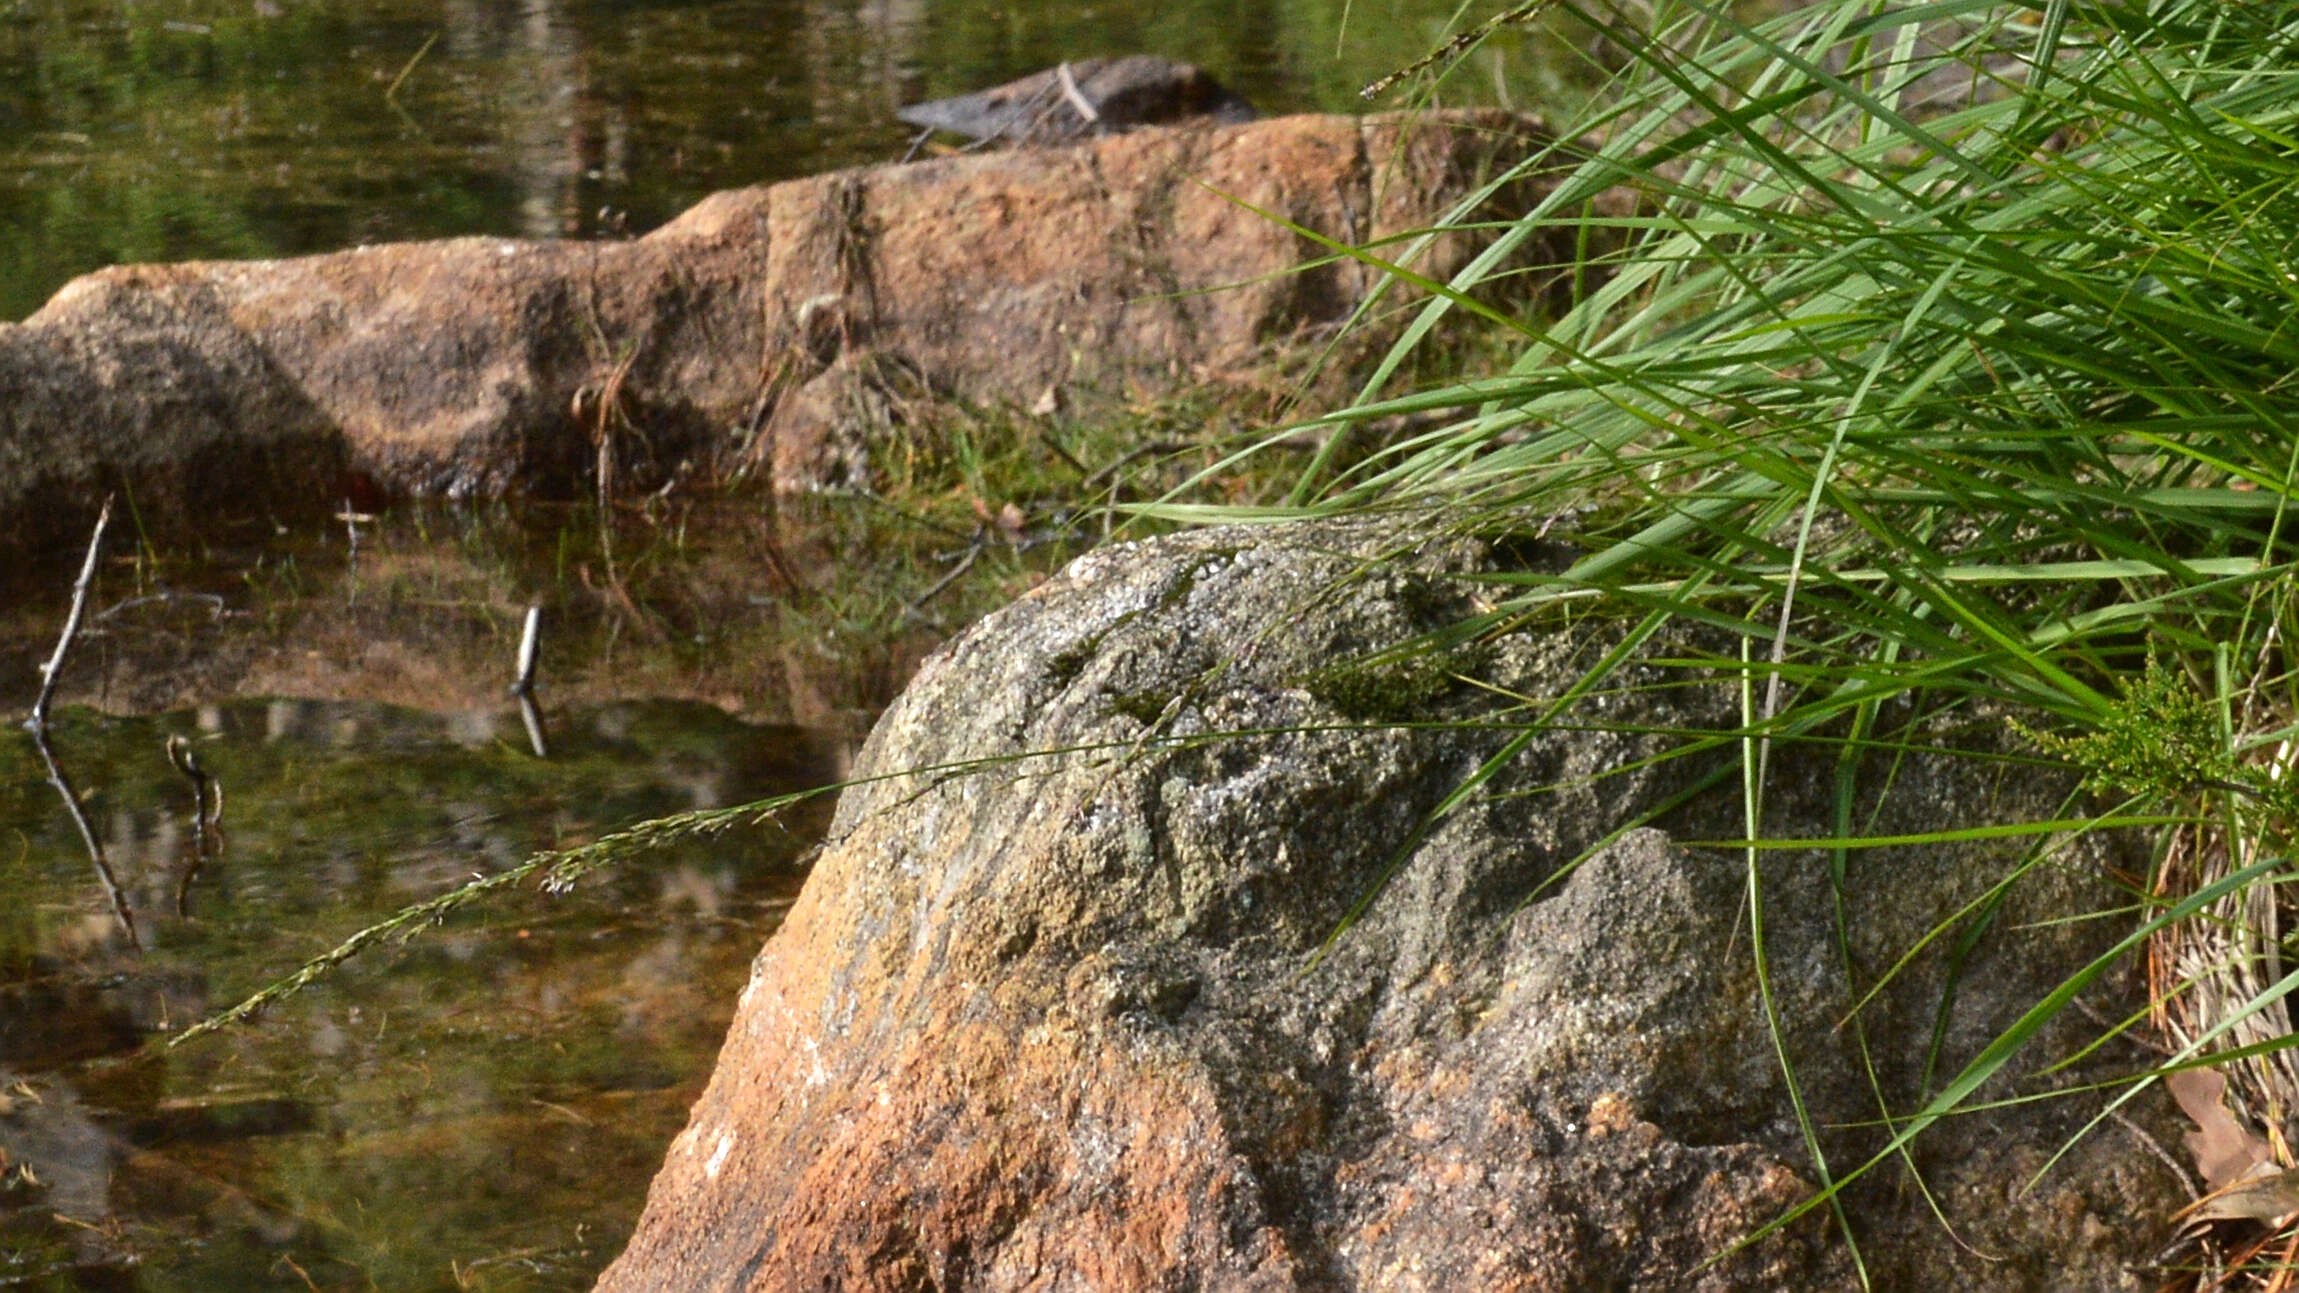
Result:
[604, 520, 2180, 1291]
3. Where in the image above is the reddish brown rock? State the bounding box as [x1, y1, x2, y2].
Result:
[747, 107, 1568, 492]
[598, 523, 2185, 1290]
[0, 111, 1572, 553]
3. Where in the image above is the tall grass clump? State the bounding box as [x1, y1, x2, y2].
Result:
[1167, 0, 2299, 1276]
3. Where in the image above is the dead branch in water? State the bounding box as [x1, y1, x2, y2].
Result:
[32, 727, 140, 951]
[28, 496, 113, 735]
[511, 605, 549, 758]
[511, 605, 543, 697]
[168, 734, 223, 917]
[902, 539, 983, 621]
[516, 691, 551, 760]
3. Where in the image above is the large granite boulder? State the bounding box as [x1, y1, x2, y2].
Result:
[598, 522, 2184, 1290]
[0, 111, 1571, 554]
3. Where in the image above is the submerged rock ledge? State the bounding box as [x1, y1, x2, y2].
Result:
[599, 521, 2180, 1290]
[0, 110, 1564, 554]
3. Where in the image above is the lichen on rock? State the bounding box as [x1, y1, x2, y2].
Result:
[601, 520, 2184, 1290]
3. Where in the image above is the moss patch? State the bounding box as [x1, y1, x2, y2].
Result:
[1108, 689, 1179, 725]
[1299, 645, 1489, 724]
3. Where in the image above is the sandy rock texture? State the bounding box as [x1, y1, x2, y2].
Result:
[598, 521, 2184, 1290]
[0, 110, 1565, 553]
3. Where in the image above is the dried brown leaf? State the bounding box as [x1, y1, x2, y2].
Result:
[2178, 1167, 2299, 1225]
[2169, 1067, 2277, 1192]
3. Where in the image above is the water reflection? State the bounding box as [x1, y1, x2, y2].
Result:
[28, 726, 143, 952]
[0, 0, 1564, 319]
[0, 696, 835, 1288]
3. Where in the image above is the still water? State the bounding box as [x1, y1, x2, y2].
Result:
[0, 0, 1575, 321]
[3, 695, 833, 1290]
[0, 498, 1060, 1290]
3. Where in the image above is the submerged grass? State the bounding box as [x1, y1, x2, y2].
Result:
[1151, 0, 2299, 1281]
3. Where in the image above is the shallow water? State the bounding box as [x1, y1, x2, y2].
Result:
[0, 0, 1575, 321]
[0, 499, 1068, 1289]
[3, 696, 832, 1290]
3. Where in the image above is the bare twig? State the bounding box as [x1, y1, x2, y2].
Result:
[516, 691, 551, 760]
[902, 541, 983, 620]
[511, 603, 549, 758]
[512, 605, 543, 697]
[1054, 62, 1102, 126]
[579, 548, 667, 643]
[93, 590, 227, 624]
[167, 734, 222, 918]
[31, 727, 139, 951]
[338, 499, 365, 579]
[1035, 423, 1092, 476]
[29, 496, 113, 735]
[384, 29, 440, 106]
[2111, 1109, 2199, 1199]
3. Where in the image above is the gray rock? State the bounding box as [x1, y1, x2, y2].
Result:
[605, 518, 2185, 1288]
[897, 56, 1257, 147]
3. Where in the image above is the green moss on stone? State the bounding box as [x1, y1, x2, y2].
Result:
[1300, 646, 1488, 724]
[1109, 689, 1178, 725]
